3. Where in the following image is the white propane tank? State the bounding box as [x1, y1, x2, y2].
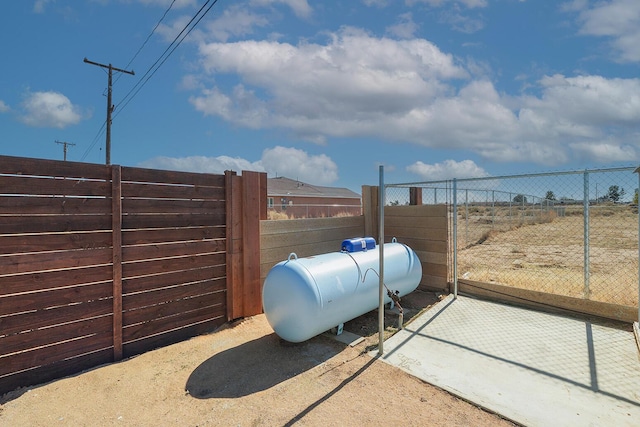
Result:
[262, 241, 422, 342]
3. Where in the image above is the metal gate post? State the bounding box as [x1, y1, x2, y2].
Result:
[583, 170, 590, 299]
[453, 178, 458, 299]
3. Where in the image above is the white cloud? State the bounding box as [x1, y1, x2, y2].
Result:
[20, 91, 84, 128]
[138, 146, 338, 185]
[0, 100, 9, 113]
[406, 0, 488, 9]
[250, 0, 312, 19]
[138, 155, 264, 174]
[136, 0, 197, 7]
[33, 0, 53, 14]
[386, 13, 419, 39]
[187, 25, 640, 167]
[569, 141, 637, 162]
[261, 146, 338, 184]
[572, 0, 640, 62]
[407, 159, 489, 180]
[191, 28, 468, 141]
[363, 0, 388, 7]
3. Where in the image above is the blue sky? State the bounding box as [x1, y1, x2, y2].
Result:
[1, 0, 639, 192]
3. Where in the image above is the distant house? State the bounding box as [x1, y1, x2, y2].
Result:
[267, 176, 361, 218]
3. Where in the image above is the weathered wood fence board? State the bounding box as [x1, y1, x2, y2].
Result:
[260, 216, 365, 284]
[0, 155, 265, 396]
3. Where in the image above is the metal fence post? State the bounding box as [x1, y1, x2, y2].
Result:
[636, 167, 640, 323]
[583, 170, 590, 299]
[378, 165, 385, 356]
[465, 189, 469, 247]
[453, 178, 458, 299]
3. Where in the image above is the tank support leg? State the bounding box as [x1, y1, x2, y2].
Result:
[331, 323, 344, 336]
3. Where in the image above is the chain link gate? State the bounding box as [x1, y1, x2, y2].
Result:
[386, 167, 639, 315]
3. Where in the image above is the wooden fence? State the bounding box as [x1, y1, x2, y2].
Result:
[261, 189, 449, 292]
[260, 216, 365, 284]
[0, 156, 265, 396]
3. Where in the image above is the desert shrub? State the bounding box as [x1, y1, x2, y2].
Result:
[267, 210, 291, 220]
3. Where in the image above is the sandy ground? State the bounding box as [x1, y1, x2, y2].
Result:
[0, 291, 513, 427]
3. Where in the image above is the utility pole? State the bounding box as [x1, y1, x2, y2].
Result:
[84, 57, 134, 165]
[55, 140, 76, 161]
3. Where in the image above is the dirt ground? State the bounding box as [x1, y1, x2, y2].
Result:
[0, 291, 514, 427]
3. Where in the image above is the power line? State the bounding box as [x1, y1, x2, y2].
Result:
[113, 0, 218, 120]
[114, 0, 178, 86]
[80, 120, 107, 162]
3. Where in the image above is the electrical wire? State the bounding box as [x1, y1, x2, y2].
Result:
[113, 0, 178, 86]
[82, 0, 218, 161]
[80, 120, 107, 162]
[113, 0, 219, 120]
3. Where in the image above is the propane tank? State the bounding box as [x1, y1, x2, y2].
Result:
[262, 240, 421, 342]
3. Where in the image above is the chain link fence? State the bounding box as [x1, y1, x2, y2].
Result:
[386, 167, 639, 309]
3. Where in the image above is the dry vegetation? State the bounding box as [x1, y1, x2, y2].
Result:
[457, 204, 639, 307]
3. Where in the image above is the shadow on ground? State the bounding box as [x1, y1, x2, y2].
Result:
[185, 333, 344, 399]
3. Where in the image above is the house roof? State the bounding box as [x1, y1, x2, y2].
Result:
[267, 177, 360, 199]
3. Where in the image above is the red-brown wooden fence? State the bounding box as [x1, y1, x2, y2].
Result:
[0, 156, 265, 396]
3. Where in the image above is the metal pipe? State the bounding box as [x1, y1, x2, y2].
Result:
[378, 165, 385, 356]
[583, 170, 590, 299]
[637, 168, 640, 323]
[453, 178, 458, 299]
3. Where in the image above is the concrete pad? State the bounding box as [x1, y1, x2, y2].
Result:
[374, 295, 640, 427]
[323, 330, 365, 347]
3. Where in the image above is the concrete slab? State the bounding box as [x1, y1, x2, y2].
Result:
[322, 330, 365, 347]
[374, 295, 640, 427]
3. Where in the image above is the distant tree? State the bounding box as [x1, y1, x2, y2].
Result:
[545, 191, 556, 201]
[607, 185, 625, 203]
[389, 200, 400, 206]
[513, 194, 527, 204]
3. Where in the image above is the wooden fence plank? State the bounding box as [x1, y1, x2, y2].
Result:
[0, 332, 113, 377]
[458, 279, 637, 323]
[0, 156, 110, 180]
[260, 226, 363, 250]
[386, 225, 448, 242]
[122, 198, 225, 214]
[121, 239, 225, 262]
[121, 166, 225, 187]
[0, 283, 113, 317]
[0, 175, 109, 197]
[123, 301, 225, 343]
[121, 182, 225, 200]
[260, 216, 363, 235]
[122, 252, 225, 278]
[0, 298, 112, 337]
[0, 315, 112, 358]
[122, 212, 225, 229]
[0, 215, 111, 234]
[122, 226, 224, 246]
[0, 266, 112, 296]
[0, 196, 110, 215]
[0, 248, 111, 276]
[0, 231, 111, 255]
[123, 264, 226, 295]
[123, 279, 226, 314]
[123, 289, 226, 327]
